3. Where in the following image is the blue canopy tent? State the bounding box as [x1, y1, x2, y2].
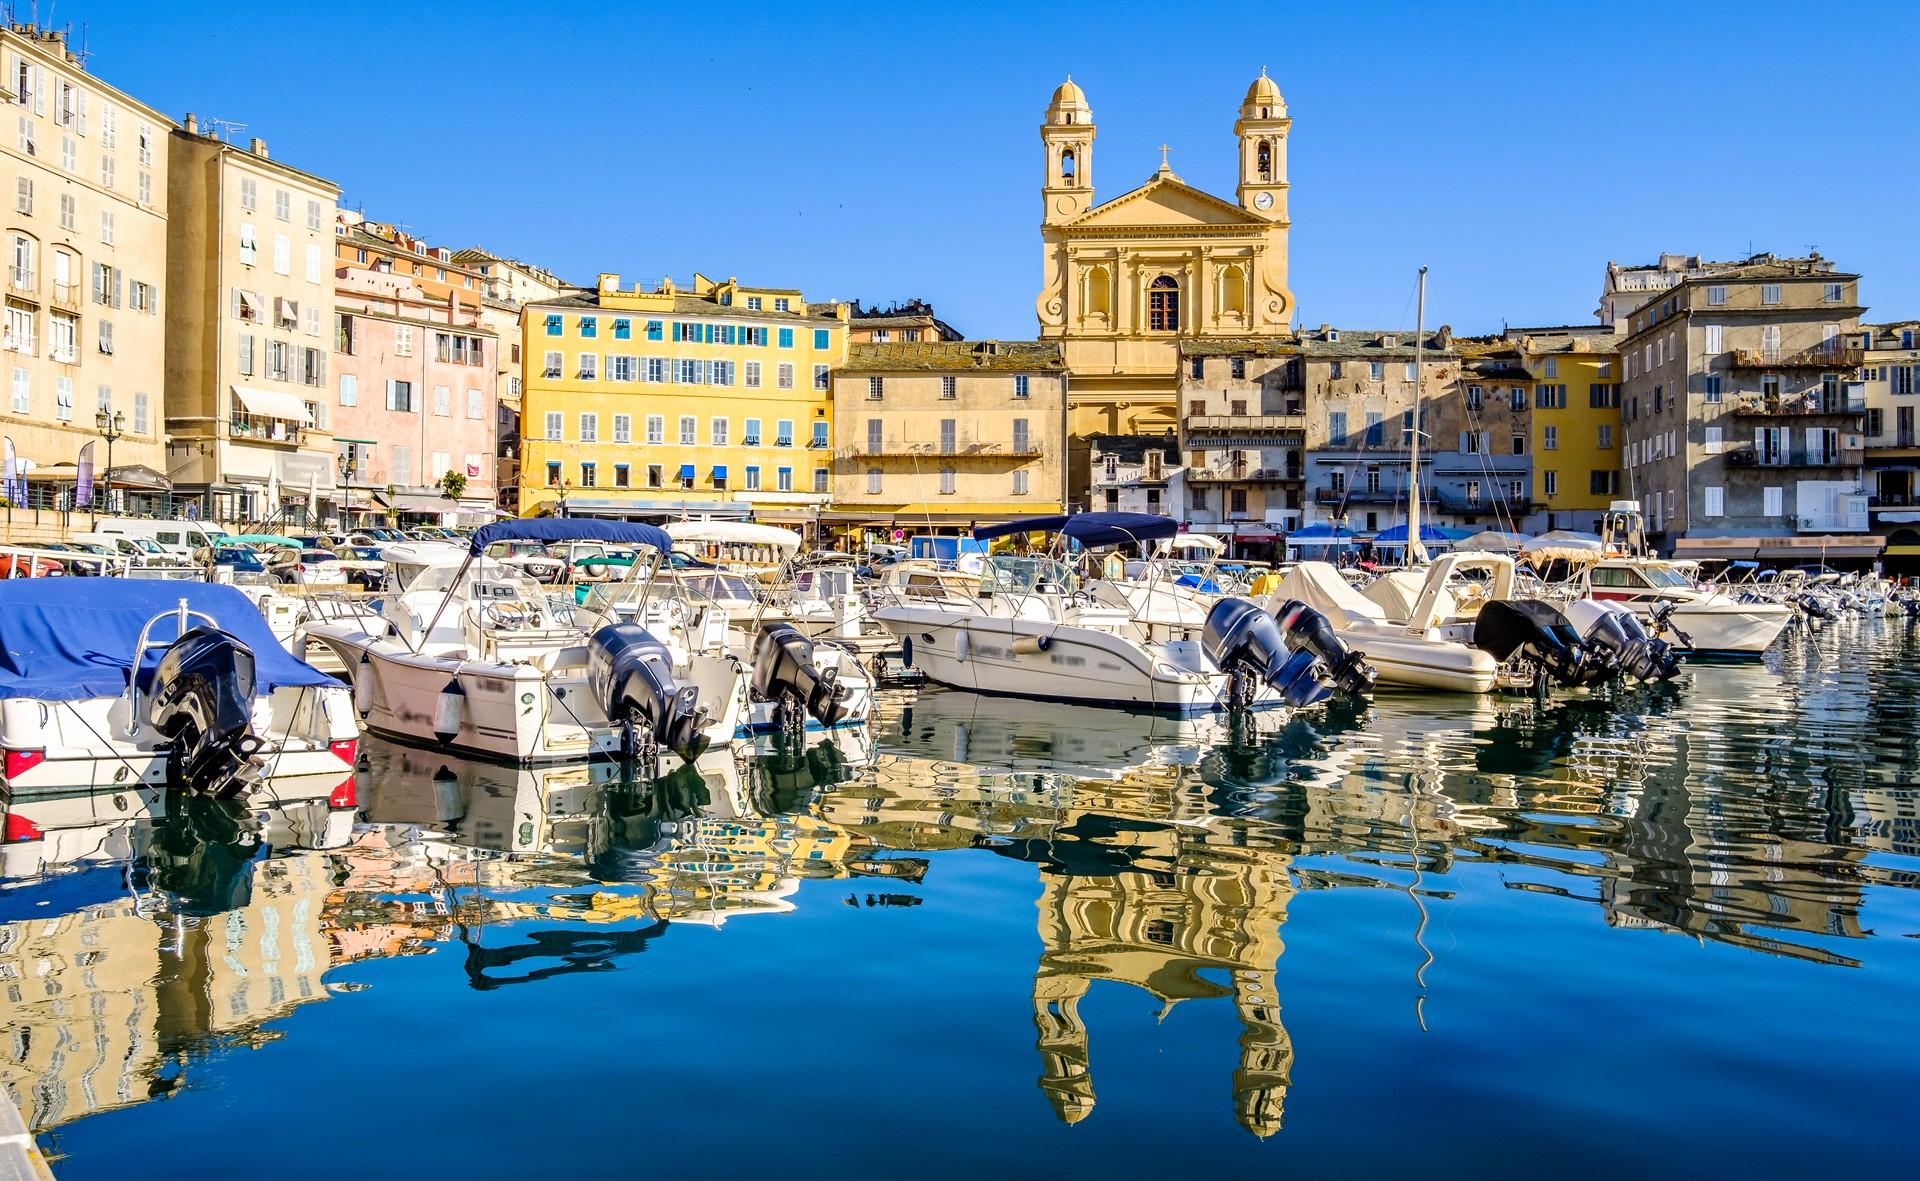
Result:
[973, 512, 1181, 549]
[1372, 522, 1466, 546]
[0, 580, 340, 701]
[469, 517, 673, 554]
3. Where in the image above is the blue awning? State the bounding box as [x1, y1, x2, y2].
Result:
[1373, 522, 1461, 544]
[679, 464, 696, 479]
[973, 512, 1180, 548]
[1288, 523, 1355, 543]
[469, 517, 672, 554]
[711, 466, 728, 480]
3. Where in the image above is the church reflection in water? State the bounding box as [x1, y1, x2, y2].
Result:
[3, 657, 1915, 1139]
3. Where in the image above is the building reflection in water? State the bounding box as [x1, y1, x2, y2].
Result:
[3, 630, 1918, 1142]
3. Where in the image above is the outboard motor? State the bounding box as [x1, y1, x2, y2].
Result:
[147, 627, 262, 797]
[1472, 600, 1611, 689]
[587, 624, 710, 764]
[1271, 599, 1376, 697]
[1563, 600, 1680, 682]
[1203, 598, 1372, 711]
[752, 623, 851, 739]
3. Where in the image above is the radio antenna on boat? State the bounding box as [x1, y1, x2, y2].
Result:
[1408, 266, 1430, 566]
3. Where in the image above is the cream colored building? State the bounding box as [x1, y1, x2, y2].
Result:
[163, 117, 340, 524]
[1860, 320, 1920, 572]
[1036, 73, 1295, 503]
[451, 248, 577, 513]
[828, 341, 1067, 539]
[2, 24, 171, 523]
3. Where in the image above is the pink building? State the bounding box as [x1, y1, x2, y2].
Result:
[330, 266, 499, 524]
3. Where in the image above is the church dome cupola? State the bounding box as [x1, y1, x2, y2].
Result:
[1047, 75, 1092, 126]
[1241, 69, 1285, 118]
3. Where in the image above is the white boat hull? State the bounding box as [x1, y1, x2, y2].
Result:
[1335, 629, 1498, 694]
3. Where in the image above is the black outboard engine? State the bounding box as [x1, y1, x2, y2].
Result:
[1567, 601, 1681, 683]
[1271, 599, 1376, 697]
[752, 623, 851, 739]
[147, 627, 261, 797]
[1203, 598, 1373, 711]
[1472, 600, 1612, 689]
[587, 624, 710, 763]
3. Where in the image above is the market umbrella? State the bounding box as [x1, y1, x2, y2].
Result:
[1458, 529, 1533, 553]
[1520, 529, 1604, 564]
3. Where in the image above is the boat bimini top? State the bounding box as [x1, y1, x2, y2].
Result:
[974, 511, 1182, 549]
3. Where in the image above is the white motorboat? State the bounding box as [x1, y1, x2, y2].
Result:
[306, 519, 740, 767]
[1576, 503, 1793, 657]
[0, 580, 359, 813]
[870, 512, 1373, 714]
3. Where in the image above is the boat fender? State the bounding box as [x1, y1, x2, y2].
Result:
[1010, 635, 1052, 655]
[434, 677, 467, 744]
[583, 560, 610, 579]
[353, 653, 375, 716]
[900, 636, 913, 668]
[953, 630, 970, 663]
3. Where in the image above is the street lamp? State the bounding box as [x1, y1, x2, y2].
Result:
[94, 408, 125, 523]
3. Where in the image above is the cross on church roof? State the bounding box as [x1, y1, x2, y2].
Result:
[1159, 144, 1171, 168]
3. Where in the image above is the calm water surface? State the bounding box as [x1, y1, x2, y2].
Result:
[5, 618, 1918, 1178]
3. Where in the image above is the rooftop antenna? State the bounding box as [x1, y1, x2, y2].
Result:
[204, 116, 246, 141]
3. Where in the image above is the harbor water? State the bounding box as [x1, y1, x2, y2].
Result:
[5, 617, 1917, 1178]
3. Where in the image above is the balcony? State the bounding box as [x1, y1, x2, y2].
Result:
[1729, 393, 1864, 418]
[1724, 445, 1863, 470]
[1727, 344, 1863, 370]
[1093, 464, 1175, 488]
[50, 281, 80, 310]
[1314, 486, 1532, 515]
[7, 267, 33, 293]
[1186, 413, 1306, 445]
[1187, 465, 1302, 484]
[839, 442, 1043, 462]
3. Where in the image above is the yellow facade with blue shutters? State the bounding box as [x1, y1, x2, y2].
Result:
[519, 272, 849, 524]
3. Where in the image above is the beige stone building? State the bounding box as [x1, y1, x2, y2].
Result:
[2, 24, 171, 523]
[1859, 320, 1920, 571]
[1035, 74, 1295, 503]
[1615, 253, 1872, 562]
[846, 299, 962, 345]
[163, 117, 339, 524]
[828, 341, 1067, 541]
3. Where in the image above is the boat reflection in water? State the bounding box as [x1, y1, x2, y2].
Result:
[2, 625, 1918, 1175]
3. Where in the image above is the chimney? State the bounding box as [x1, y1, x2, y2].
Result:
[597, 272, 620, 294]
[184, 112, 198, 135]
[249, 136, 269, 158]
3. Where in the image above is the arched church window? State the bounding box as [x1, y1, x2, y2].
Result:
[1148, 275, 1180, 332]
[1060, 148, 1076, 182]
[1256, 140, 1272, 182]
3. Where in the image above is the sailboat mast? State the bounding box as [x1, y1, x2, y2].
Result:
[1408, 266, 1428, 565]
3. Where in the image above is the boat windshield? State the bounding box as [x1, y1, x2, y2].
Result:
[980, 555, 1072, 595]
[670, 571, 761, 604]
[1642, 564, 1695, 589]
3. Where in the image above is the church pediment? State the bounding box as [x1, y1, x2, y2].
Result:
[1066, 174, 1265, 230]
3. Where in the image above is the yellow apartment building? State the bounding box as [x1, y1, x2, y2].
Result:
[164, 116, 340, 524]
[828, 341, 1067, 541]
[2, 23, 171, 524]
[1513, 327, 1622, 533]
[520, 272, 848, 528]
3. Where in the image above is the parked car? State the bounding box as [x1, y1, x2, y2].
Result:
[269, 548, 349, 585]
[331, 545, 388, 590]
[211, 546, 268, 574]
[0, 552, 63, 578]
[490, 540, 565, 583]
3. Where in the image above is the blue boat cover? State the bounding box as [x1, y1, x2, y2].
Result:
[973, 512, 1180, 548]
[0, 579, 339, 702]
[469, 517, 671, 555]
[1372, 522, 1462, 544]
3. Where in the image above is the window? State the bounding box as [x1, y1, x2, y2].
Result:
[607, 354, 637, 382]
[100, 209, 115, 245]
[542, 350, 562, 378]
[1330, 361, 1342, 378]
[711, 417, 729, 446]
[813, 364, 830, 391]
[1702, 374, 1722, 403]
[97, 320, 113, 355]
[865, 468, 882, 494]
[579, 412, 597, 442]
[744, 360, 761, 387]
[339, 373, 358, 406]
[1703, 425, 1722, 452]
[866, 419, 884, 453]
[1704, 324, 1723, 354]
[1328, 411, 1348, 447]
[775, 298, 791, 312]
[578, 462, 597, 488]
[1147, 275, 1180, 331]
[1014, 374, 1031, 399]
[1013, 469, 1030, 495]
[1465, 479, 1482, 505]
[1708, 284, 1726, 306]
[305, 243, 322, 283]
[646, 415, 664, 444]
[12, 175, 27, 215]
[1763, 485, 1784, 517]
[814, 328, 831, 350]
[578, 316, 597, 338]
[777, 466, 793, 492]
[777, 362, 795, 389]
[8, 366, 25, 414]
[1543, 470, 1558, 497]
[58, 192, 74, 230]
[544, 314, 563, 336]
[1597, 424, 1613, 449]
[867, 376, 885, 400]
[939, 418, 957, 454]
[1369, 362, 1384, 381]
[48, 312, 77, 362]
[776, 419, 794, 447]
[746, 466, 763, 491]
[1761, 284, 1781, 305]
[395, 324, 413, 356]
[467, 387, 484, 419]
[272, 233, 289, 274]
[235, 332, 254, 375]
[307, 199, 323, 231]
[389, 380, 418, 413]
[133, 391, 149, 434]
[1364, 412, 1383, 446]
[54, 376, 73, 422]
[1701, 485, 1725, 518]
[541, 410, 562, 440]
[939, 467, 956, 495]
[679, 416, 696, 445]
[578, 353, 597, 380]
[1466, 385, 1483, 410]
[811, 420, 828, 448]
[1404, 361, 1418, 381]
[1543, 426, 1558, 451]
[273, 189, 291, 221]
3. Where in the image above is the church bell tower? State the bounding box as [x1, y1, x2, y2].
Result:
[1042, 77, 1095, 224]
[1235, 69, 1290, 223]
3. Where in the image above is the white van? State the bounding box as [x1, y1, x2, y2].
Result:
[91, 516, 232, 560]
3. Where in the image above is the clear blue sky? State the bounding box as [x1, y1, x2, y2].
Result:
[50, 0, 1920, 338]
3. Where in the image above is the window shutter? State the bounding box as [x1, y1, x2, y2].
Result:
[1458, 431, 1468, 451]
